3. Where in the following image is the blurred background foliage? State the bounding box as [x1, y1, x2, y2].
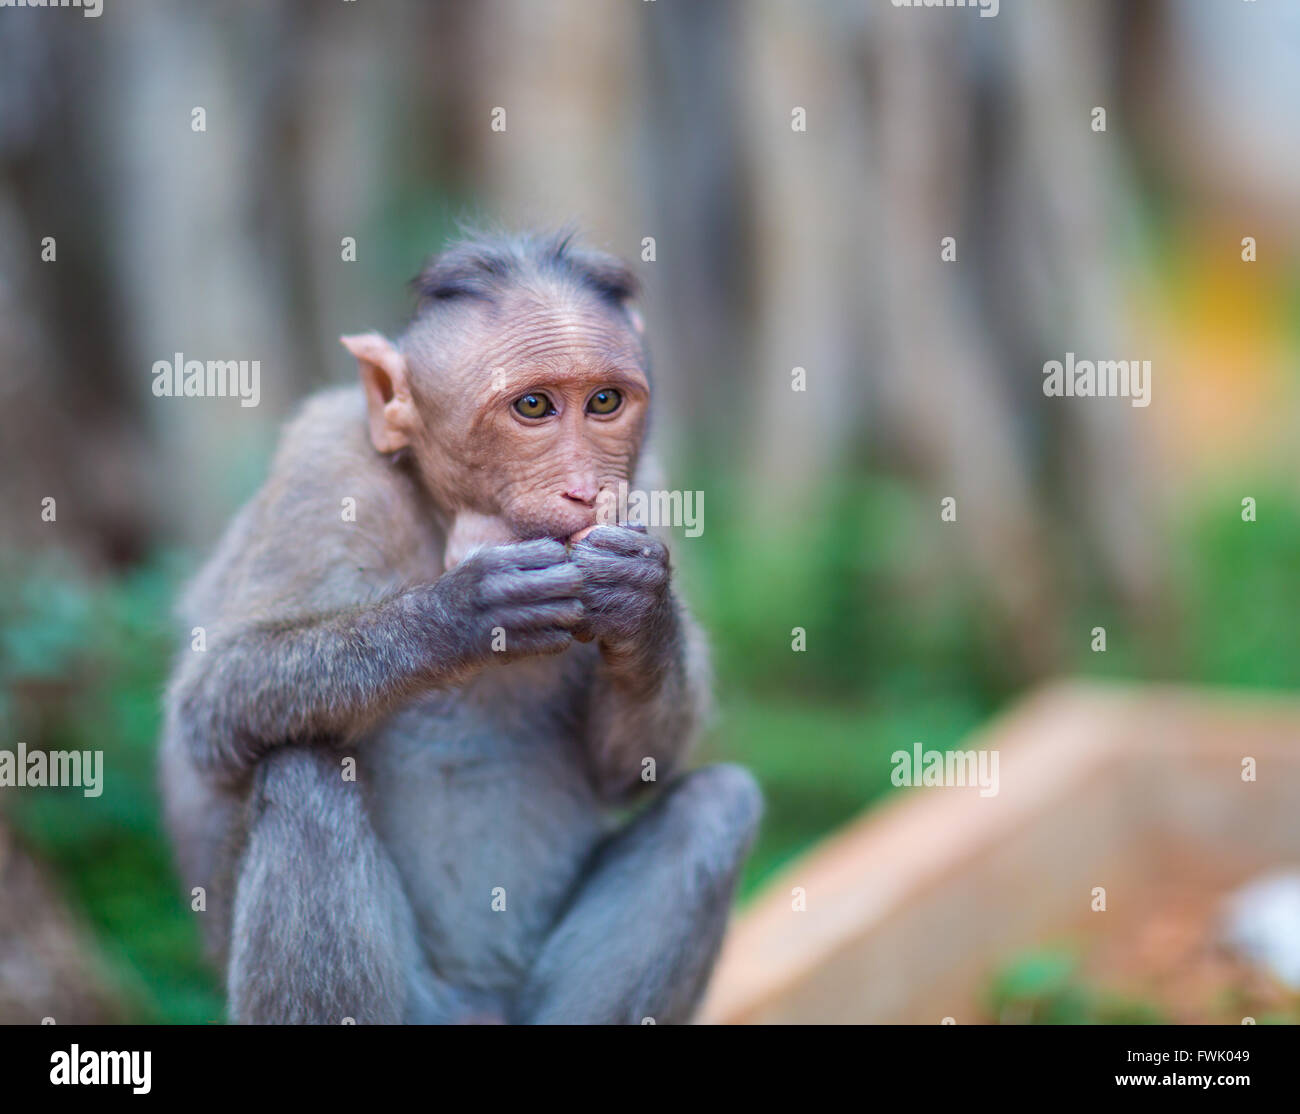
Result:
[5, 490, 1300, 1022]
[2, 0, 1299, 1022]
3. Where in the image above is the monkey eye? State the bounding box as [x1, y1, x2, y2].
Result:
[514, 393, 555, 419]
[586, 388, 622, 416]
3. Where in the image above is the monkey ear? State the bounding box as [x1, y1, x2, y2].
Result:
[341, 333, 417, 454]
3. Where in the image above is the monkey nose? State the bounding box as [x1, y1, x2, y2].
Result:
[562, 486, 598, 507]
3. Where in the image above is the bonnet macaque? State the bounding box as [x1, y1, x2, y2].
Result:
[160, 230, 761, 1024]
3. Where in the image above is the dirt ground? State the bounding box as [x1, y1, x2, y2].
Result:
[1080, 879, 1298, 1024]
[981, 853, 1300, 1025]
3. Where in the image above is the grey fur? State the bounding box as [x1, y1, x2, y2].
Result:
[410, 227, 638, 314]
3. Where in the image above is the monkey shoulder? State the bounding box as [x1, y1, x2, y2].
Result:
[268, 386, 376, 484]
[183, 387, 440, 625]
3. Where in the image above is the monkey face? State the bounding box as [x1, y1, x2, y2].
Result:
[422, 296, 649, 549]
[345, 285, 650, 566]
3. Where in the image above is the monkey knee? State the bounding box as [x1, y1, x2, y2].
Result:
[252, 742, 342, 791]
[248, 745, 363, 825]
[676, 763, 763, 835]
[661, 763, 763, 884]
[241, 745, 396, 897]
[229, 746, 413, 1023]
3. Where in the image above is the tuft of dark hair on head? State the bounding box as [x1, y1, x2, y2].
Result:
[409, 225, 639, 317]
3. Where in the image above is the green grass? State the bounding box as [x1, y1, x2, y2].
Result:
[0, 554, 222, 1023]
[985, 950, 1166, 1025]
[705, 692, 985, 896]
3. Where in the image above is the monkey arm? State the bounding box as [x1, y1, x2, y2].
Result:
[166, 588, 457, 783]
[581, 586, 713, 801]
[170, 536, 586, 785]
[569, 526, 712, 797]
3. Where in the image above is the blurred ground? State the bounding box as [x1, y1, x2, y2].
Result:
[986, 868, 1300, 1026]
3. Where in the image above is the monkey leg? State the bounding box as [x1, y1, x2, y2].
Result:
[225, 745, 421, 1024]
[512, 763, 762, 1024]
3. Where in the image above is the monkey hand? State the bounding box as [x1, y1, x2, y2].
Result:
[569, 525, 675, 667]
[415, 538, 586, 672]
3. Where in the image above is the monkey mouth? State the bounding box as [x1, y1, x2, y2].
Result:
[532, 511, 599, 545]
[509, 519, 595, 547]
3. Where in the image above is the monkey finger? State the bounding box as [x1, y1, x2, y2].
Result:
[481, 562, 584, 605]
[573, 525, 666, 563]
[498, 598, 586, 632]
[499, 628, 574, 659]
[573, 555, 667, 592]
[490, 537, 571, 571]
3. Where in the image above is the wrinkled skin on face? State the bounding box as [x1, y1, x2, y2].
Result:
[344, 290, 649, 569]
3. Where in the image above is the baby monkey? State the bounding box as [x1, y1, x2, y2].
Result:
[160, 229, 761, 1024]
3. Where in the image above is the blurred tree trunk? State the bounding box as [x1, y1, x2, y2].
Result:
[1002, 0, 1159, 613]
[0, 12, 154, 565]
[472, 0, 643, 240]
[739, 0, 876, 511]
[95, 2, 305, 546]
[871, 12, 1065, 670]
[640, 0, 749, 458]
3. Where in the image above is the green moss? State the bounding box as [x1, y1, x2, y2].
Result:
[986, 950, 1166, 1025]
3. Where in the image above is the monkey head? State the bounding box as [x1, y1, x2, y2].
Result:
[340, 233, 649, 569]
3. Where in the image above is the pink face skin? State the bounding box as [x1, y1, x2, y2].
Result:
[441, 511, 523, 570]
[343, 290, 649, 568]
